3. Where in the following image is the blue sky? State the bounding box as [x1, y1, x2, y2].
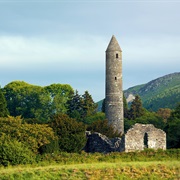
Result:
[0, 1, 180, 101]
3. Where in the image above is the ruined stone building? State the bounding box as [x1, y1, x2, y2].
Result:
[84, 123, 166, 153]
[124, 123, 166, 152]
[84, 36, 166, 153]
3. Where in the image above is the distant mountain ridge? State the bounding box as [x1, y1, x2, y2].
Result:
[97, 72, 180, 111]
[124, 72, 180, 111]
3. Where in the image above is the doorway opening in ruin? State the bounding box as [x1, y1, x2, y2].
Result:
[144, 132, 148, 148]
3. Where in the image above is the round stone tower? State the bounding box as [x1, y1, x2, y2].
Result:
[105, 35, 124, 135]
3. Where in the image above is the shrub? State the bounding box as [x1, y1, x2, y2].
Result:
[0, 116, 56, 153]
[39, 139, 59, 154]
[0, 134, 35, 166]
[49, 114, 86, 153]
[83, 112, 105, 124]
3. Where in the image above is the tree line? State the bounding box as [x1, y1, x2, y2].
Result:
[0, 81, 179, 166]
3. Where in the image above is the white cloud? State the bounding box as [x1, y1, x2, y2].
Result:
[122, 36, 180, 66]
[0, 34, 179, 101]
[0, 35, 107, 71]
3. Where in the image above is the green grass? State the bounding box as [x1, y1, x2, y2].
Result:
[0, 149, 179, 180]
[0, 161, 179, 180]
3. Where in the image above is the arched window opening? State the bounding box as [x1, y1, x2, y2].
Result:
[115, 77, 117, 80]
[116, 53, 118, 58]
[144, 133, 148, 148]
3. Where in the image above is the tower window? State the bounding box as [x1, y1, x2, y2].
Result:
[116, 53, 118, 58]
[115, 77, 117, 80]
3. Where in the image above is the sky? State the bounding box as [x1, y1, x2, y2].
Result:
[0, 0, 180, 101]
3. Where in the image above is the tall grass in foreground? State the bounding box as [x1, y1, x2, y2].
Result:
[36, 148, 179, 166]
[0, 161, 179, 180]
[0, 149, 179, 179]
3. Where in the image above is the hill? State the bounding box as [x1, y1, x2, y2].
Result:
[124, 72, 180, 111]
[97, 72, 180, 112]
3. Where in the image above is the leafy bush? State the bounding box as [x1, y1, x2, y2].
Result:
[0, 134, 35, 166]
[49, 114, 86, 153]
[83, 112, 105, 124]
[0, 116, 56, 153]
[165, 103, 180, 148]
[39, 139, 59, 154]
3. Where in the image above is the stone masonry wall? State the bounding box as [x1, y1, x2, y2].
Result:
[83, 123, 166, 153]
[83, 131, 124, 153]
[125, 123, 166, 152]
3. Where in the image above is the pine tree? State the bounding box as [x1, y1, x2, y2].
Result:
[0, 88, 9, 117]
[82, 91, 97, 117]
[67, 90, 83, 120]
[129, 95, 144, 120]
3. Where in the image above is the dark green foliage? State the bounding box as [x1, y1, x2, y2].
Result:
[87, 119, 121, 138]
[166, 103, 180, 148]
[0, 88, 9, 117]
[124, 72, 180, 111]
[0, 134, 35, 166]
[128, 95, 145, 120]
[3, 81, 51, 121]
[49, 114, 86, 153]
[39, 139, 59, 154]
[124, 110, 166, 132]
[170, 103, 180, 119]
[67, 90, 97, 121]
[124, 118, 135, 132]
[82, 91, 97, 117]
[166, 118, 180, 148]
[135, 111, 165, 129]
[67, 90, 84, 121]
[83, 112, 105, 124]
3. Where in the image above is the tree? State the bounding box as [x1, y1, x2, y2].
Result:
[49, 114, 86, 153]
[0, 88, 9, 117]
[157, 108, 171, 122]
[67, 90, 97, 121]
[0, 116, 56, 153]
[3, 81, 51, 121]
[170, 103, 180, 119]
[44, 84, 74, 115]
[83, 112, 105, 125]
[67, 90, 83, 121]
[82, 91, 97, 118]
[0, 134, 35, 166]
[166, 103, 180, 148]
[3, 81, 74, 122]
[124, 110, 166, 132]
[128, 95, 145, 120]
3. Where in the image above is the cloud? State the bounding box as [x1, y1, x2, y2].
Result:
[0, 35, 107, 70]
[0, 34, 179, 101]
[122, 36, 180, 63]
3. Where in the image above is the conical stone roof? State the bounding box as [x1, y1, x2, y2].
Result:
[106, 35, 122, 52]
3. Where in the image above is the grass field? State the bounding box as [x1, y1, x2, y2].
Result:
[0, 149, 179, 179]
[0, 160, 179, 180]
